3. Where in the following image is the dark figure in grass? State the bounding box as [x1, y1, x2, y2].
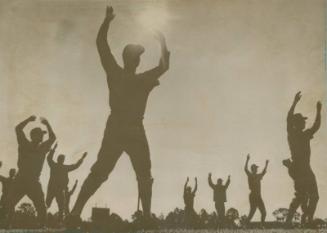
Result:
[46, 144, 86, 221]
[70, 5, 170, 225]
[183, 177, 198, 228]
[208, 172, 230, 227]
[244, 154, 269, 226]
[6, 116, 56, 227]
[285, 91, 321, 226]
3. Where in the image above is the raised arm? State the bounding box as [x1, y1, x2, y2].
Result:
[261, 160, 269, 177]
[15, 115, 36, 144]
[67, 152, 87, 172]
[184, 177, 189, 194]
[192, 177, 198, 194]
[225, 175, 231, 188]
[244, 154, 250, 175]
[47, 143, 57, 168]
[0, 162, 5, 183]
[69, 180, 78, 196]
[287, 92, 301, 132]
[306, 101, 322, 136]
[208, 173, 214, 189]
[40, 118, 56, 149]
[96, 6, 119, 74]
[140, 31, 170, 81]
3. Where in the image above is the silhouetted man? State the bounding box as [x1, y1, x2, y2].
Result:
[0, 164, 16, 207]
[64, 180, 78, 216]
[71, 5, 170, 222]
[286, 91, 321, 225]
[244, 154, 268, 225]
[46, 144, 86, 221]
[6, 116, 56, 227]
[183, 177, 197, 227]
[208, 173, 230, 225]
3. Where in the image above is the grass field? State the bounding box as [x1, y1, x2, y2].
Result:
[0, 230, 327, 233]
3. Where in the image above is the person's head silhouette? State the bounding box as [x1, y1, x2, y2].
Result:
[30, 127, 46, 144]
[292, 113, 307, 131]
[251, 164, 258, 174]
[185, 186, 192, 194]
[57, 154, 65, 165]
[122, 44, 145, 73]
[9, 169, 16, 179]
[217, 178, 223, 185]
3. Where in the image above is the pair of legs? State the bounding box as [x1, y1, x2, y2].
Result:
[287, 170, 319, 224]
[247, 193, 266, 224]
[184, 206, 196, 228]
[46, 187, 67, 221]
[71, 117, 153, 218]
[6, 176, 46, 226]
[215, 202, 225, 226]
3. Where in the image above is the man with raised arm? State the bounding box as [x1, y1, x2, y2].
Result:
[6, 116, 56, 227]
[244, 154, 268, 226]
[183, 177, 197, 228]
[46, 144, 86, 222]
[208, 173, 230, 226]
[285, 91, 321, 225]
[70, 5, 170, 224]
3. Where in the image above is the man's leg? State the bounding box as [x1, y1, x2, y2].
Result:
[307, 176, 319, 223]
[55, 190, 65, 222]
[126, 128, 152, 219]
[45, 187, 55, 209]
[286, 191, 303, 224]
[26, 181, 47, 227]
[5, 178, 26, 227]
[71, 121, 123, 216]
[247, 193, 257, 224]
[257, 197, 266, 224]
[215, 202, 224, 226]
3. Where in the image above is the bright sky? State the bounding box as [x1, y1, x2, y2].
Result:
[0, 0, 326, 221]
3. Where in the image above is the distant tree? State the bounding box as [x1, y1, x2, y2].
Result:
[272, 208, 300, 223]
[14, 202, 38, 228]
[225, 207, 239, 228]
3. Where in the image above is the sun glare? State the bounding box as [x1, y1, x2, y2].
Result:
[136, 4, 170, 32]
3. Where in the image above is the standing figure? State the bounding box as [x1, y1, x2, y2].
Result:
[46, 144, 86, 221]
[244, 154, 268, 226]
[71, 5, 170, 223]
[208, 173, 230, 226]
[0, 163, 16, 208]
[286, 91, 321, 225]
[6, 116, 56, 227]
[183, 177, 197, 228]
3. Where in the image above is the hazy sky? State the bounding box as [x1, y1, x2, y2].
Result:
[0, 0, 326, 221]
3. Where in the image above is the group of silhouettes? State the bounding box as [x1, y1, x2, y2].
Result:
[0, 116, 86, 227]
[0, 4, 323, 229]
[182, 91, 321, 228]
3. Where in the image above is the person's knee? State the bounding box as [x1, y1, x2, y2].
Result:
[136, 175, 153, 194]
[89, 169, 109, 184]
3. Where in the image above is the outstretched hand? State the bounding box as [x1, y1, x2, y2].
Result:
[105, 6, 115, 21]
[82, 152, 88, 160]
[208, 172, 212, 177]
[40, 117, 48, 125]
[154, 31, 166, 44]
[266, 160, 269, 165]
[0, 161, 2, 168]
[317, 101, 322, 111]
[246, 154, 250, 160]
[51, 143, 58, 152]
[294, 91, 302, 103]
[186, 177, 189, 182]
[28, 115, 37, 121]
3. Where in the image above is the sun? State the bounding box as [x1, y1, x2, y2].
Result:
[136, 3, 170, 32]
